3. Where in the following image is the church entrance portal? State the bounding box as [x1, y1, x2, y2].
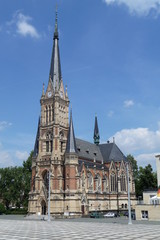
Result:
[41, 200, 46, 215]
[81, 205, 85, 214]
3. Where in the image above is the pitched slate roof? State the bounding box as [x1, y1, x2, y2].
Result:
[75, 138, 103, 161]
[75, 138, 127, 163]
[78, 159, 107, 171]
[99, 143, 127, 162]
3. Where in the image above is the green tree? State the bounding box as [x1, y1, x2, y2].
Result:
[136, 164, 157, 197]
[127, 155, 157, 198]
[0, 151, 32, 210]
[21, 151, 33, 208]
[0, 167, 23, 209]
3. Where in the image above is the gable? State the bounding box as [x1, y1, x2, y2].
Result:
[99, 143, 127, 163]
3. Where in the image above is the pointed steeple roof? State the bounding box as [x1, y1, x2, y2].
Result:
[94, 115, 100, 145]
[66, 110, 77, 153]
[33, 117, 40, 157]
[49, 8, 62, 92]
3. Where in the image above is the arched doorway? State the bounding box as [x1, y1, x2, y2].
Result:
[41, 200, 46, 215]
[81, 205, 85, 214]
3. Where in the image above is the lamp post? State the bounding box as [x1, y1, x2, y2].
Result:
[48, 170, 51, 222]
[126, 163, 132, 225]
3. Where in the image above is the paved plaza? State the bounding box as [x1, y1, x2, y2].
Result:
[0, 217, 160, 240]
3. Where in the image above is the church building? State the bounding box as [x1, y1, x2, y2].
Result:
[28, 11, 136, 216]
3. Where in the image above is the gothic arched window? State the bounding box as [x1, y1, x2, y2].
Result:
[110, 173, 116, 192]
[120, 174, 126, 192]
[103, 175, 108, 192]
[46, 132, 53, 152]
[82, 171, 85, 188]
[59, 131, 64, 153]
[49, 105, 51, 122]
[87, 172, 93, 191]
[52, 105, 54, 121]
[32, 176, 35, 191]
[46, 141, 49, 152]
[96, 173, 101, 192]
[46, 106, 48, 124]
[59, 131, 64, 140]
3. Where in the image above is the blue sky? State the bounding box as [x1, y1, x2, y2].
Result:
[1, 0, 160, 170]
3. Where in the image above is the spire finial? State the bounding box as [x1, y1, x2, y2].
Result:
[93, 115, 100, 145]
[54, 4, 58, 39]
[55, 3, 58, 27]
[56, 3, 58, 19]
[42, 83, 45, 97]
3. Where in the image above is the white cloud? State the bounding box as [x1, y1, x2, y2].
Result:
[103, 0, 160, 16]
[111, 127, 160, 153]
[124, 100, 134, 108]
[16, 13, 40, 38]
[0, 121, 12, 131]
[6, 11, 40, 39]
[15, 151, 29, 161]
[0, 150, 14, 168]
[109, 126, 160, 169]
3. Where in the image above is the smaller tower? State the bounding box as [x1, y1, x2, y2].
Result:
[93, 115, 100, 145]
[64, 110, 81, 215]
[66, 110, 77, 154]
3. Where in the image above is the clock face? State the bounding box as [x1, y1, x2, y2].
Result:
[48, 91, 52, 98]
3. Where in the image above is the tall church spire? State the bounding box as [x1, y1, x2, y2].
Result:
[49, 7, 62, 92]
[94, 115, 100, 145]
[66, 110, 77, 153]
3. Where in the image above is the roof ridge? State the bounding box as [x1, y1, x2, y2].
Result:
[76, 138, 99, 147]
[99, 142, 113, 146]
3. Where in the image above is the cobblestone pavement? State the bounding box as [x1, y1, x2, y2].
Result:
[0, 219, 160, 240]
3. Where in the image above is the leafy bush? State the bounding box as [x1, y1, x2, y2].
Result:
[0, 203, 6, 214]
[5, 208, 27, 215]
